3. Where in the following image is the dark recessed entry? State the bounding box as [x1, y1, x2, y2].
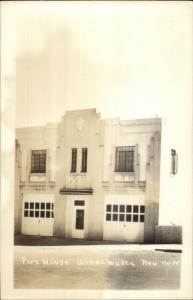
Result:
[76, 209, 84, 230]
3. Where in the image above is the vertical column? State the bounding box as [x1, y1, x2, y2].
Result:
[15, 141, 22, 234]
[49, 146, 56, 183]
[110, 144, 116, 183]
[144, 132, 161, 243]
[46, 148, 49, 184]
[134, 144, 140, 185]
[20, 147, 28, 183]
[26, 149, 31, 185]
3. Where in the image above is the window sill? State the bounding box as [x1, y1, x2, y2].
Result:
[114, 171, 134, 175]
[69, 173, 87, 176]
[30, 173, 46, 176]
[29, 173, 46, 183]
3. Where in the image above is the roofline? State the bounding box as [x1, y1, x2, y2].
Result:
[104, 117, 162, 126]
[119, 117, 162, 125]
[15, 109, 162, 130]
[16, 122, 58, 132]
[65, 108, 96, 113]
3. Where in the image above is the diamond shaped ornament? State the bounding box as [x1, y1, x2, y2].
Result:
[76, 117, 85, 131]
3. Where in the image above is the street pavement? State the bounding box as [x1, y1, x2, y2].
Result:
[14, 245, 181, 290]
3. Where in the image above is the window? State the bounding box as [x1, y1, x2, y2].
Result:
[106, 214, 111, 221]
[35, 211, 39, 218]
[133, 205, 138, 213]
[24, 210, 28, 217]
[46, 211, 50, 218]
[74, 200, 85, 206]
[81, 148, 87, 173]
[140, 205, 145, 213]
[133, 214, 138, 222]
[140, 215, 145, 222]
[106, 204, 111, 212]
[113, 214, 118, 221]
[35, 203, 39, 209]
[71, 148, 77, 173]
[120, 205, 125, 212]
[126, 205, 132, 213]
[31, 150, 46, 173]
[113, 205, 118, 212]
[115, 146, 134, 172]
[105, 204, 145, 223]
[171, 149, 178, 175]
[23, 202, 54, 219]
[126, 214, 131, 222]
[119, 214, 125, 222]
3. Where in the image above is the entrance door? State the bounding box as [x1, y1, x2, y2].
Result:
[72, 208, 85, 238]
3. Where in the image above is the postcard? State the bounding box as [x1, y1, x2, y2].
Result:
[1, 1, 192, 299]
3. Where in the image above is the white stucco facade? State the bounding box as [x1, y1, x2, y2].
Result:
[15, 108, 181, 243]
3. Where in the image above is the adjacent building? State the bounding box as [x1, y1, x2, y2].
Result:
[15, 108, 164, 243]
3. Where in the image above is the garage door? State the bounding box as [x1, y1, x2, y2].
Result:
[22, 198, 54, 236]
[103, 203, 145, 243]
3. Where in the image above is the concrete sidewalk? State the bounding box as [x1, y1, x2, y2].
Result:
[14, 235, 182, 251]
[15, 235, 131, 246]
[15, 244, 181, 289]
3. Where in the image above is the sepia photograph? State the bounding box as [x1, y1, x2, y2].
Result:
[1, 1, 192, 299]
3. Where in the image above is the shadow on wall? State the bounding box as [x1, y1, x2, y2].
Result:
[155, 225, 182, 244]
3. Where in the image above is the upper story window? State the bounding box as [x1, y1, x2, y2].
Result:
[115, 146, 134, 172]
[31, 150, 46, 173]
[71, 148, 77, 173]
[81, 148, 87, 173]
[171, 149, 178, 175]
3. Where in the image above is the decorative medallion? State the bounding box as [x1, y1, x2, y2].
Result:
[76, 116, 85, 131]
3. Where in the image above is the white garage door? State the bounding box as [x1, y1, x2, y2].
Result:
[21, 195, 54, 236]
[103, 202, 145, 243]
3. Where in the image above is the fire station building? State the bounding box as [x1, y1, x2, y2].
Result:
[15, 108, 162, 243]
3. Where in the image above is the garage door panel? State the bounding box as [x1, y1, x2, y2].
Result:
[21, 197, 54, 236]
[103, 201, 145, 243]
[22, 218, 41, 235]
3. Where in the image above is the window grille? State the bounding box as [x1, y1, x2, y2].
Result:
[31, 150, 46, 173]
[71, 148, 77, 173]
[115, 146, 134, 172]
[171, 149, 178, 175]
[81, 148, 87, 173]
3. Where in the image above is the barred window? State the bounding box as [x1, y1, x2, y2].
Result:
[81, 148, 87, 173]
[71, 148, 77, 173]
[31, 150, 46, 173]
[171, 149, 178, 175]
[115, 146, 134, 172]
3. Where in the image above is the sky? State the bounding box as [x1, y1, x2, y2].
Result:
[2, 1, 192, 127]
[1, 1, 192, 226]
